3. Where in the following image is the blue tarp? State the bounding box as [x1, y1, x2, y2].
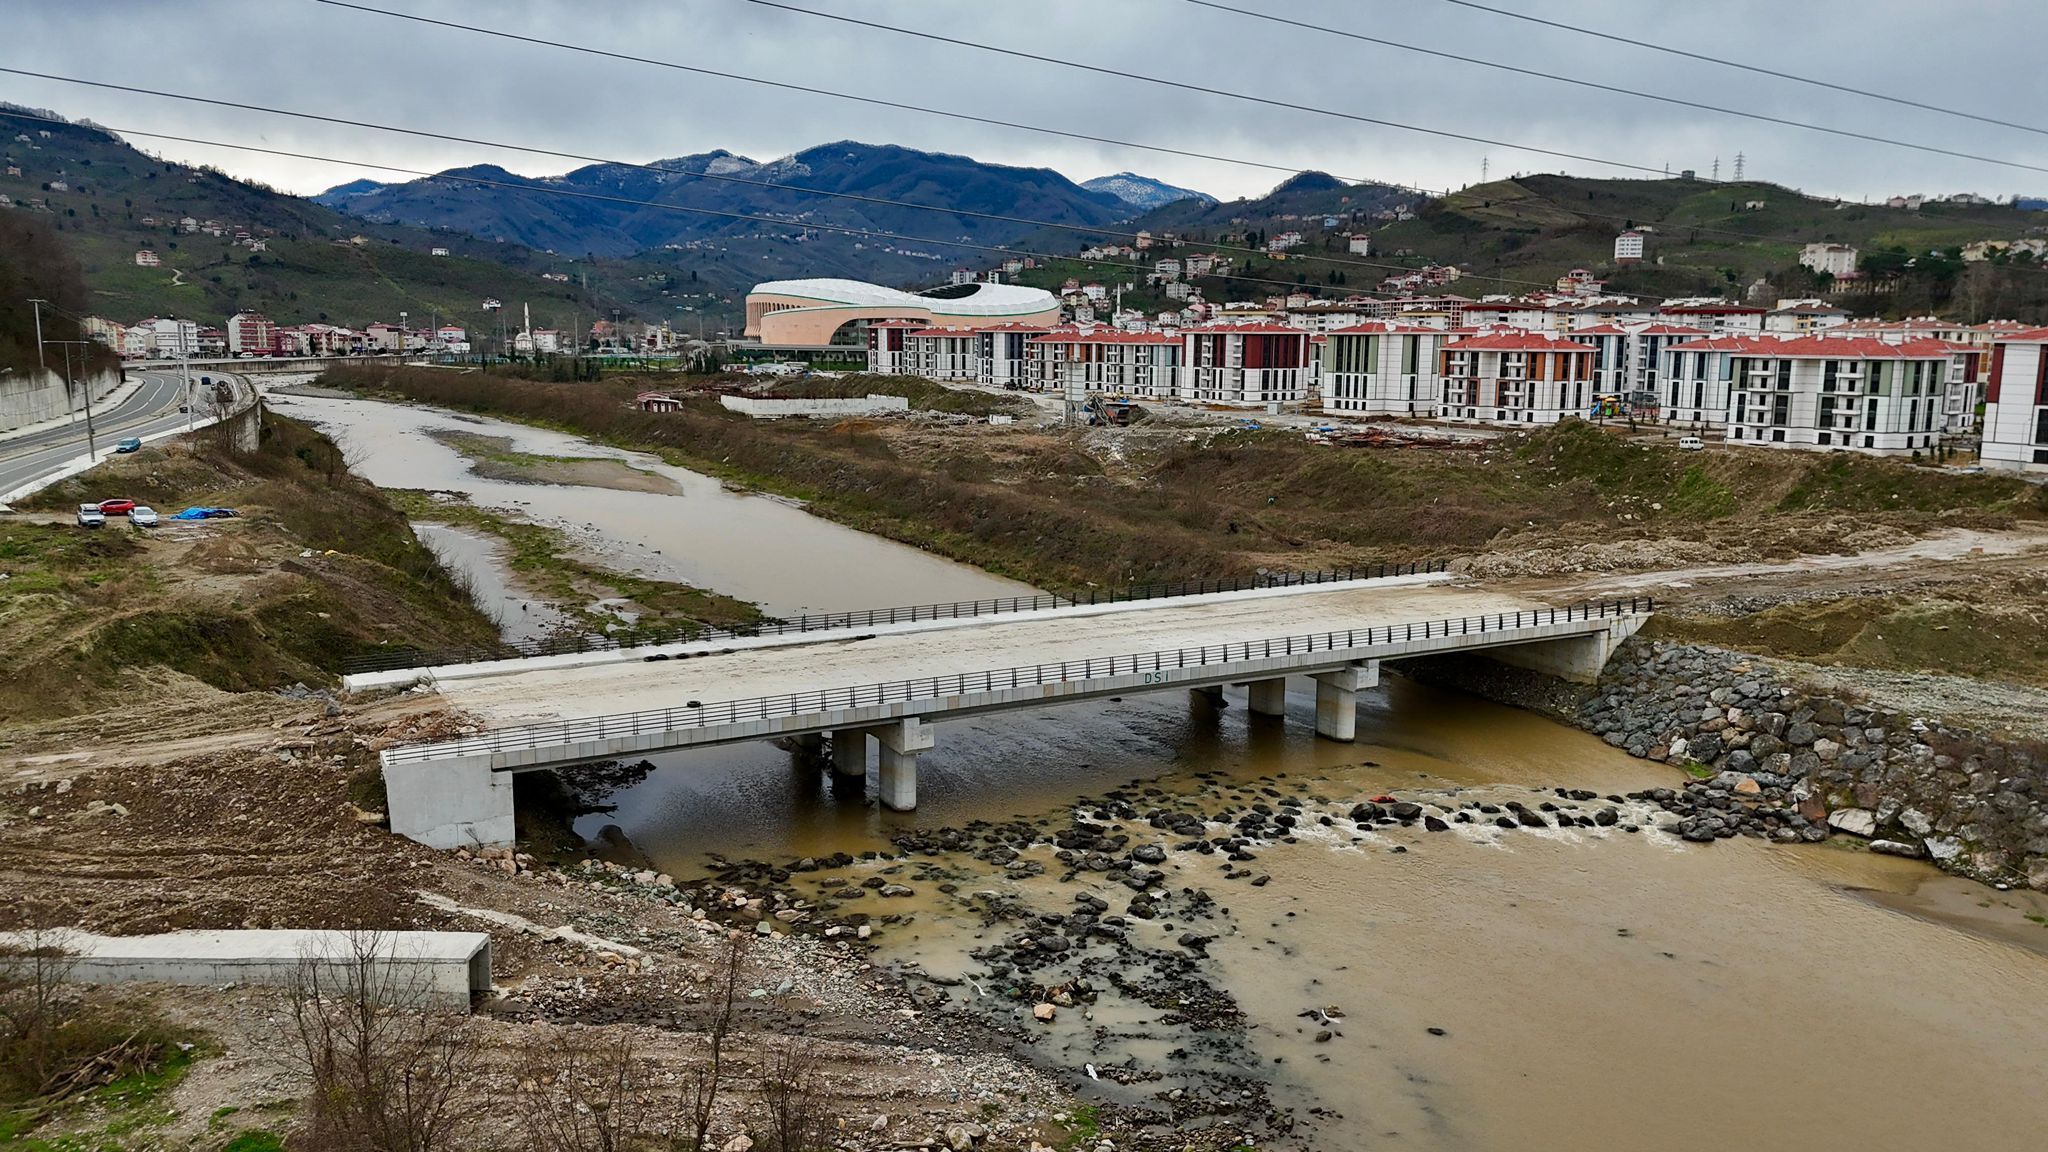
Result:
[171, 507, 235, 520]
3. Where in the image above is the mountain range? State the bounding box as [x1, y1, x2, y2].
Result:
[313, 142, 1169, 262]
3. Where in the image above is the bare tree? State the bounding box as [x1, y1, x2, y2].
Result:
[286, 930, 484, 1152]
[678, 931, 747, 1152]
[752, 1042, 834, 1152]
[514, 1027, 658, 1152]
[0, 928, 79, 1101]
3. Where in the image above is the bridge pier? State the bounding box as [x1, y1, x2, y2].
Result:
[1247, 677, 1288, 717]
[1190, 685, 1225, 707]
[831, 728, 868, 779]
[1312, 661, 1380, 742]
[875, 718, 934, 811]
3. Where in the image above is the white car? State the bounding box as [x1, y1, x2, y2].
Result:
[76, 503, 105, 528]
[131, 506, 160, 528]
[1677, 436, 1706, 451]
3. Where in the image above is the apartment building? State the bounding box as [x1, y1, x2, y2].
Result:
[226, 312, 277, 356]
[1666, 335, 1953, 453]
[1657, 299, 1766, 334]
[904, 327, 979, 380]
[976, 321, 1055, 389]
[1764, 299, 1851, 333]
[1574, 321, 1707, 398]
[1798, 243, 1860, 277]
[1026, 327, 1181, 399]
[1181, 323, 1314, 406]
[864, 319, 920, 375]
[1983, 328, 2048, 472]
[1319, 321, 1445, 417]
[1614, 230, 1645, 263]
[1437, 330, 1597, 424]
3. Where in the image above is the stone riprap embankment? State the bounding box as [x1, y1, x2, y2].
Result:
[1414, 639, 2048, 891]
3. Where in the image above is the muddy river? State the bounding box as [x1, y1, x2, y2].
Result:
[299, 392, 2048, 1149]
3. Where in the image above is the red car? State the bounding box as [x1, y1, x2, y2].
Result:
[98, 498, 137, 516]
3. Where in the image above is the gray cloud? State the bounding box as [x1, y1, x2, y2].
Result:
[6, 0, 2045, 206]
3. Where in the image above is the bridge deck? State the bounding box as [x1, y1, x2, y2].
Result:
[429, 581, 1546, 729]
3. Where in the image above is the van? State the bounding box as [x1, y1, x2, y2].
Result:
[1677, 436, 1705, 451]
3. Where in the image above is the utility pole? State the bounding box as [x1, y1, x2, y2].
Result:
[53, 340, 97, 461]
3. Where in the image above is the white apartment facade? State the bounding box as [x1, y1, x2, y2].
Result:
[1666, 335, 1953, 453]
[1983, 328, 2048, 472]
[1181, 324, 1314, 406]
[976, 322, 1054, 389]
[1026, 327, 1181, 399]
[1319, 321, 1445, 417]
[1799, 243, 1860, 277]
[1437, 331, 1598, 425]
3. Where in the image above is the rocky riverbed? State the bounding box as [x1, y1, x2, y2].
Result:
[1413, 638, 2048, 891]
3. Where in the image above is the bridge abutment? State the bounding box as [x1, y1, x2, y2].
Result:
[1485, 618, 1645, 685]
[384, 756, 515, 850]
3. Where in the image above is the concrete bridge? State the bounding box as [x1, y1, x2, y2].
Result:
[132, 354, 409, 375]
[370, 575, 1651, 849]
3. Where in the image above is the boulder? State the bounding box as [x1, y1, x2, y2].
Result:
[1900, 808, 1934, 836]
[1869, 839, 1924, 859]
[1032, 1002, 1057, 1022]
[1827, 808, 1878, 838]
[946, 1123, 988, 1151]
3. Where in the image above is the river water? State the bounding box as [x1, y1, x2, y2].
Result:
[297, 392, 2048, 1149]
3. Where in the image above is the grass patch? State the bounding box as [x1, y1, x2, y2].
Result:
[1, 411, 498, 720]
[387, 489, 762, 638]
[221, 1131, 286, 1152]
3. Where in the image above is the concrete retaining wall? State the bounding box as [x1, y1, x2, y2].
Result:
[0, 928, 493, 1010]
[0, 367, 124, 433]
[720, 393, 911, 419]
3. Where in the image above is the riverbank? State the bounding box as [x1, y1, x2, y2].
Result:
[317, 367, 2048, 673]
[0, 407, 497, 731]
[1411, 636, 2048, 890]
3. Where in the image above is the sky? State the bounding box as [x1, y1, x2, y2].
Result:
[6, 0, 2048, 206]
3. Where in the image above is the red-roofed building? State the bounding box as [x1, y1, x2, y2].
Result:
[1661, 333, 1954, 452]
[905, 326, 979, 380]
[1982, 327, 2048, 472]
[1656, 299, 1767, 334]
[1182, 323, 1314, 406]
[1438, 330, 1597, 424]
[864, 319, 922, 375]
[1571, 321, 1708, 399]
[1026, 326, 1182, 397]
[1320, 321, 1449, 417]
[975, 321, 1057, 389]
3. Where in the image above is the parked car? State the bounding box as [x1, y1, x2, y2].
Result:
[114, 437, 143, 454]
[98, 498, 137, 516]
[1677, 436, 1706, 451]
[130, 506, 159, 528]
[76, 503, 105, 528]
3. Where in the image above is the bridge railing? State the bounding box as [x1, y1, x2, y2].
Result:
[383, 595, 1650, 764]
[344, 559, 1450, 674]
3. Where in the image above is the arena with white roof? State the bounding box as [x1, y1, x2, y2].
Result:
[745, 277, 1062, 345]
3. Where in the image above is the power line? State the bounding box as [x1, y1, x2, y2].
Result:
[732, 0, 1675, 178]
[0, 66, 1531, 289]
[1431, 0, 2048, 140]
[0, 107, 1546, 300]
[301, 0, 1911, 255]
[1182, 0, 2048, 177]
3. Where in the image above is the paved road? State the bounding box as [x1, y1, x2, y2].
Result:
[427, 581, 1552, 728]
[0, 370, 231, 498]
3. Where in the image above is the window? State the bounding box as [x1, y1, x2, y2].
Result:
[1772, 429, 1786, 442]
[1819, 432, 1832, 445]
[1823, 360, 1838, 392]
[2036, 409, 2048, 445]
[1776, 359, 1792, 390]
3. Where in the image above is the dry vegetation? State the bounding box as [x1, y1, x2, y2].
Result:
[328, 365, 2048, 588]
